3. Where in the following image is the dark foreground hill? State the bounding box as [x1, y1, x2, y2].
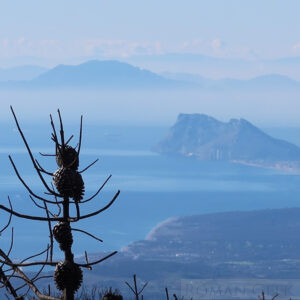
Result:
[5, 208, 300, 299]
[154, 114, 300, 171]
[79, 208, 300, 298]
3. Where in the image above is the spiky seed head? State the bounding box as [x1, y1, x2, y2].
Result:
[56, 145, 79, 170]
[53, 168, 85, 202]
[54, 260, 83, 292]
[53, 222, 73, 251]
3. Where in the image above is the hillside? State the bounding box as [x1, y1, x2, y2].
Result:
[154, 114, 300, 170]
[78, 208, 300, 298]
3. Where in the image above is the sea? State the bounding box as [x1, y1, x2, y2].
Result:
[1, 123, 300, 260]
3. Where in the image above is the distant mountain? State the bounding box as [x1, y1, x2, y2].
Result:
[154, 114, 300, 170]
[29, 60, 185, 89]
[0, 65, 48, 81]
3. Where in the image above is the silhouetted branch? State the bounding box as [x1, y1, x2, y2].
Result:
[77, 115, 83, 156]
[57, 109, 65, 147]
[29, 195, 57, 217]
[65, 135, 74, 145]
[71, 228, 103, 242]
[0, 249, 59, 300]
[80, 174, 112, 203]
[0, 201, 12, 235]
[125, 274, 148, 300]
[10, 106, 60, 197]
[165, 287, 170, 300]
[44, 202, 54, 262]
[0, 198, 63, 222]
[79, 158, 99, 174]
[39, 152, 55, 157]
[35, 159, 53, 176]
[70, 190, 119, 221]
[9, 156, 63, 204]
[78, 251, 117, 268]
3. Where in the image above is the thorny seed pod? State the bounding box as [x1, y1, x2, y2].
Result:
[53, 168, 85, 202]
[56, 145, 79, 170]
[53, 222, 73, 251]
[54, 260, 83, 292]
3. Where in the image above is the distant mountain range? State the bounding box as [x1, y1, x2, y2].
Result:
[0, 60, 185, 89]
[127, 53, 300, 80]
[154, 114, 300, 170]
[0, 60, 300, 91]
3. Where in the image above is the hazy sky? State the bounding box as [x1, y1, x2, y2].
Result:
[1, 0, 300, 65]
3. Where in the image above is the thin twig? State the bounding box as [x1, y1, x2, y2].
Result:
[71, 228, 103, 242]
[9, 156, 63, 204]
[79, 158, 99, 174]
[78, 251, 117, 268]
[77, 115, 83, 156]
[69, 190, 119, 221]
[80, 174, 112, 203]
[10, 106, 60, 197]
[0, 201, 12, 235]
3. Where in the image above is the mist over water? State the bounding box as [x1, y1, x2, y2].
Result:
[1, 87, 300, 127]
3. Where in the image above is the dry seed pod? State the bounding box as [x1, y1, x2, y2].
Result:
[56, 145, 79, 170]
[53, 168, 84, 202]
[54, 260, 83, 292]
[53, 222, 73, 251]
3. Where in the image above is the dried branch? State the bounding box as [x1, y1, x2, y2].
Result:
[10, 106, 60, 197]
[71, 228, 103, 242]
[79, 158, 99, 174]
[69, 190, 120, 221]
[65, 135, 74, 145]
[80, 174, 112, 203]
[0, 249, 59, 300]
[0, 267, 21, 299]
[9, 156, 63, 204]
[0, 259, 57, 268]
[29, 195, 57, 217]
[0, 198, 63, 222]
[77, 115, 83, 156]
[0, 201, 12, 235]
[39, 152, 55, 157]
[35, 159, 53, 176]
[44, 201, 54, 262]
[77, 251, 117, 268]
[165, 287, 170, 300]
[125, 274, 148, 300]
[57, 109, 65, 148]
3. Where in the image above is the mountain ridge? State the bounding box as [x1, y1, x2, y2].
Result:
[0, 60, 299, 90]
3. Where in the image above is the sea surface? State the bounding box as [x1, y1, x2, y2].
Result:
[1, 123, 300, 260]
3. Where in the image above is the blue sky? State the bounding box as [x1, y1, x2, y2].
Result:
[1, 0, 300, 66]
